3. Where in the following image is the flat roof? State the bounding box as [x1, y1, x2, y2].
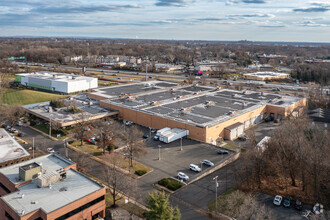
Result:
[0, 154, 74, 185]
[1, 168, 103, 216]
[99, 81, 302, 127]
[0, 129, 30, 164]
[244, 72, 290, 78]
[89, 81, 180, 99]
[23, 94, 117, 126]
[17, 72, 96, 83]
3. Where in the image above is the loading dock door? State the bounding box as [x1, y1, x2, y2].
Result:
[230, 128, 237, 140]
[244, 120, 250, 129]
[225, 122, 244, 140]
[237, 125, 244, 136]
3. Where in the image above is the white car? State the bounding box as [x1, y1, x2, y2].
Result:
[125, 121, 133, 126]
[47, 148, 55, 153]
[189, 164, 201, 172]
[177, 172, 189, 181]
[273, 195, 283, 206]
[313, 203, 324, 215]
[202, 160, 214, 167]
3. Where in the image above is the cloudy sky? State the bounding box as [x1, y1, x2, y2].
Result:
[1, 0, 329, 42]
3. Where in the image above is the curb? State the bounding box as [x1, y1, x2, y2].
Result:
[28, 126, 59, 141]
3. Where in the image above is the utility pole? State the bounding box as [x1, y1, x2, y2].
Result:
[158, 145, 161, 160]
[213, 176, 218, 212]
[180, 137, 183, 151]
[145, 64, 148, 81]
[64, 139, 68, 158]
[32, 137, 35, 158]
[49, 107, 52, 137]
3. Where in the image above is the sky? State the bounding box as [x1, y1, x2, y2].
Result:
[0, 0, 329, 42]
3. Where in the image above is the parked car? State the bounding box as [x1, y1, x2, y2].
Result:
[151, 129, 157, 133]
[125, 121, 133, 126]
[47, 148, 55, 153]
[274, 118, 281, 123]
[217, 150, 229, 155]
[202, 160, 214, 167]
[16, 122, 23, 126]
[273, 195, 283, 206]
[10, 128, 18, 133]
[238, 135, 248, 141]
[295, 200, 303, 211]
[143, 134, 149, 139]
[177, 172, 189, 181]
[153, 135, 159, 141]
[18, 133, 24, 137]
[189, 164, 201, 172]
[89, 139, 97, 145]
[283, 196, 292, 208]
[313, 203, 324, 215]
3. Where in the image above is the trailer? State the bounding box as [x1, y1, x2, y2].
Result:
[159, 128, 189, 143]
[154, 127, 171, 140]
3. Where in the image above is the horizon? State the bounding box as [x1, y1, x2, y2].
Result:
[1, 0, 329, 43]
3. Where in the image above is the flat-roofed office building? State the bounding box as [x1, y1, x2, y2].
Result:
[0, 154, 106, 220]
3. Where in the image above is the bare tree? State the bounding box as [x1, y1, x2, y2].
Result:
[102, 154, 135, 207]
[3, 105, 26, 128]
[72, 112, 90, 146]
[114, 124, 148, 168]
[92, 119, 116, 153]
[187, 74, 195, 84]
[70, 151, 91, 173]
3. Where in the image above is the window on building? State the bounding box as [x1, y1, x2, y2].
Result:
[55, 195, 105, 220]
[0, 182, 11, 194]
[5, 211, 14, 220]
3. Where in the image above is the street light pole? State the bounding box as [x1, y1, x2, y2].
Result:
[213, 176, 218, 212]
[158, 145, 161, 160]
[32, 137, 35, 158]
[200, 161, 203, 171]
[145, 64, 148, 81]
[49, 107, 52, 137]
[180, 137, 183, 151]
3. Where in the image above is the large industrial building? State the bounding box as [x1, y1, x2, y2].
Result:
[243, 72, 290, 81]
[0, 129, 31, 168]
[89, 81, 306, 143]
[15, 72, 98, 94]
[0, 154, 106, 220]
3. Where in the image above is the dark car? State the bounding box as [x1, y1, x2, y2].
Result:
[217, 150, 229, 155]
[283, 196, 292, 208]
[18, 133, 24, 137]
[295, 200, 303, 211]
[143, 134, 149, 139]
[238, 135, 248, 141]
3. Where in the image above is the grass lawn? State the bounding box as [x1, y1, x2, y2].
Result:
[98, 80, 117, 87]
[1, 88, 68, 105]
[105, 190, 145, 217]
[32, 124, 70, 139]
[101, 153, 152, 174]
[71, 140, 104, 156]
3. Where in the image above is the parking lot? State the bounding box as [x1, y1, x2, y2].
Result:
[129, 125, 233, 190]
[255, 193, 317, 220]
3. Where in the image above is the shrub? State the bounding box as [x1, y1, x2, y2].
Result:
[50, 99, 66, 108]
[68, 140, 74, 144]
[158, 178, 183, 191]
[135, 169, 147, 176]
